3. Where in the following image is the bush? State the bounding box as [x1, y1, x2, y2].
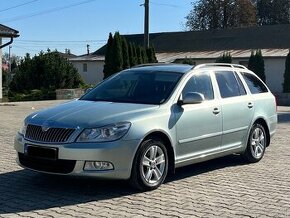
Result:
[216, 52, 232, 63]
[9, 51, 84, 93]
[283, 50, 290, 93]
[248, 50, 266, 82]
[8, 89, 56, 102]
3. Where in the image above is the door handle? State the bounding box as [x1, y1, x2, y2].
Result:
[248, 102, 254, 109]
[213, 108, 220, 115]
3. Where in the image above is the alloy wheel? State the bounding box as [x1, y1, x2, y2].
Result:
[141, 145, 166, 184]
[250, 127, 265, 159]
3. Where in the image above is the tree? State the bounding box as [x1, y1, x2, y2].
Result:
[128, 43, 134, 67]
[103, 33, 114, 79]
[9, 51, 84, 93]
[216, 52, 232, 63]
[182, 58, 195, 65]
[132, 43, 138, 66]
[233, 0, 257, 27]
[248, 51, 256, 72]
[121, 37, 130, 69]
[186, 0, 256, 30]
[10, 59, 17, 71]
[146, 46, 158, 63]
[2, 68, 8, 87]
[283, 50, 290, 93]
[257, 0, 290, 25]
[136, 46, 143, 64]
[141, 47, 148, 64]
[111, 32, 123, 74]
[248, 50, 266, 82]
[103, 33, 158, 76]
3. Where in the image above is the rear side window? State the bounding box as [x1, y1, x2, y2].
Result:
[182, 73, 214, 100]
[241, 72, 268, 94]
[215, 71, 242, 98]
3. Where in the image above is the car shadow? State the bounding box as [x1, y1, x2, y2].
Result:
[0, 154, 246, 214]
[166, 154, 246, 183]
[278, 112, 290, 123]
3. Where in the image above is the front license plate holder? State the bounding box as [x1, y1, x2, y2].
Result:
[24, 144, 58, 160]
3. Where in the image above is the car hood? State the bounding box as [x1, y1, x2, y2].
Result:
[26, 100, 159, 128]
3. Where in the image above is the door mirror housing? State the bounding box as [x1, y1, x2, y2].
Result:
[178, 92, 205, 106]
[85, 87, 93, 94]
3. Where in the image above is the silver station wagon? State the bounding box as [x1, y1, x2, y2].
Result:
[15, 63, 277, 190]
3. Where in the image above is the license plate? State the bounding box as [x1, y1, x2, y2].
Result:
[24, 144, 58, 160]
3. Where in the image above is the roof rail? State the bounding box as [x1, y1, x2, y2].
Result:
[131, 63, 173, 68]
[194, 63, 248, 70]
[131, 63, 195, 69]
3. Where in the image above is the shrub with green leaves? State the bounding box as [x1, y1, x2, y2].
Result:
[216, 52, 232, 63]
[9, 51, 84, 101]
[283, 50, 290, 93]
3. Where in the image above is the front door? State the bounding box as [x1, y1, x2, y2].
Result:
[175, 72, 222, 162]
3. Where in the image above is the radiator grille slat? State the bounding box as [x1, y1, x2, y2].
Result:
[25, 124, 75, 143]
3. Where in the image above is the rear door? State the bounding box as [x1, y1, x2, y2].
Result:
[215, 70, 254, 150]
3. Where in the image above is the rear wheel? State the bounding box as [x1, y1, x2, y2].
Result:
[130, 138, 168, 191]
[242, 123, 267, 163]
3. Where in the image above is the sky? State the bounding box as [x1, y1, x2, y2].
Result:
[0, 0, 193, 57]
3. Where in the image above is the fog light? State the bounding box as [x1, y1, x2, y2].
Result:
[84, 161, 114, 171]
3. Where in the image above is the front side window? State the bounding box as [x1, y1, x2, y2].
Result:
[182, 73, 214, 100]
[241, 72, 268, 94]
[215, 71, 242, 98]
[80, 70, 183, 104]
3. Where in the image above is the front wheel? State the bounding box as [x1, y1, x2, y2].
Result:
[242, 123, 267, 163]
[130, 138, 168, 191]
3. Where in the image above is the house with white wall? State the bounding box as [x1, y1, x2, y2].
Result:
[0, 24, 19, 101]
[71, 24, 290, 94]
[69, 54, 105, 85]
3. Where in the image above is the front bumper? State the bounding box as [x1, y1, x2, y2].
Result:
[14, 133, 141, 180]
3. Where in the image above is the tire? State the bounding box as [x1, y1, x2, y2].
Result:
[242, 123, 267, 163]
[130, 138, 168, 191]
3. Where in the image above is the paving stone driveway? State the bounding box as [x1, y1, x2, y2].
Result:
[0, 100, 289, 218]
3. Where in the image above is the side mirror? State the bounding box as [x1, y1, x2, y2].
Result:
[85, 87, 93, 94]
[178, 92, 205, 106]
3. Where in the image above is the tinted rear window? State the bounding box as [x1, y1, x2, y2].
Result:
[241, 72, 268, 94]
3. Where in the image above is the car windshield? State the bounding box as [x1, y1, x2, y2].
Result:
[80, 70, 183, 104]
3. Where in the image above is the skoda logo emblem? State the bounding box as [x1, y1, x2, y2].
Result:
[41, 126, 50, 132]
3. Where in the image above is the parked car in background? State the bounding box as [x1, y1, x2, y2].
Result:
[15, 63, 277, 190]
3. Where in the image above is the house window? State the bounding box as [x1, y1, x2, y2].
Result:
[83, 63, 88, 72]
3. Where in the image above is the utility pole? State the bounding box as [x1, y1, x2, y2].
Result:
[8, 45, 11, 73]
[7, 45, 12, 90]
[144, 0, 149, 48]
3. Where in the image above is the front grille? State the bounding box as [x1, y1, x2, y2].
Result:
[25, 124, 75, 143]
[18, 153, 76, 174]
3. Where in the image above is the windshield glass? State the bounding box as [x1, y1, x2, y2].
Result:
[80, 70, 183, 104]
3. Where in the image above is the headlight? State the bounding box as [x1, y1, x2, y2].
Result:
[77, 122, 131, 142]
[19, 123, 27, 136]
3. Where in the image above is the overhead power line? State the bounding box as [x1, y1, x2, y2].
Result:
[150, 1, 185, 8]
[13, 45, 40, 53]
[1, 0, 97, 23]
[16, 39, 107, 43]
[0, 0, 40, 13]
